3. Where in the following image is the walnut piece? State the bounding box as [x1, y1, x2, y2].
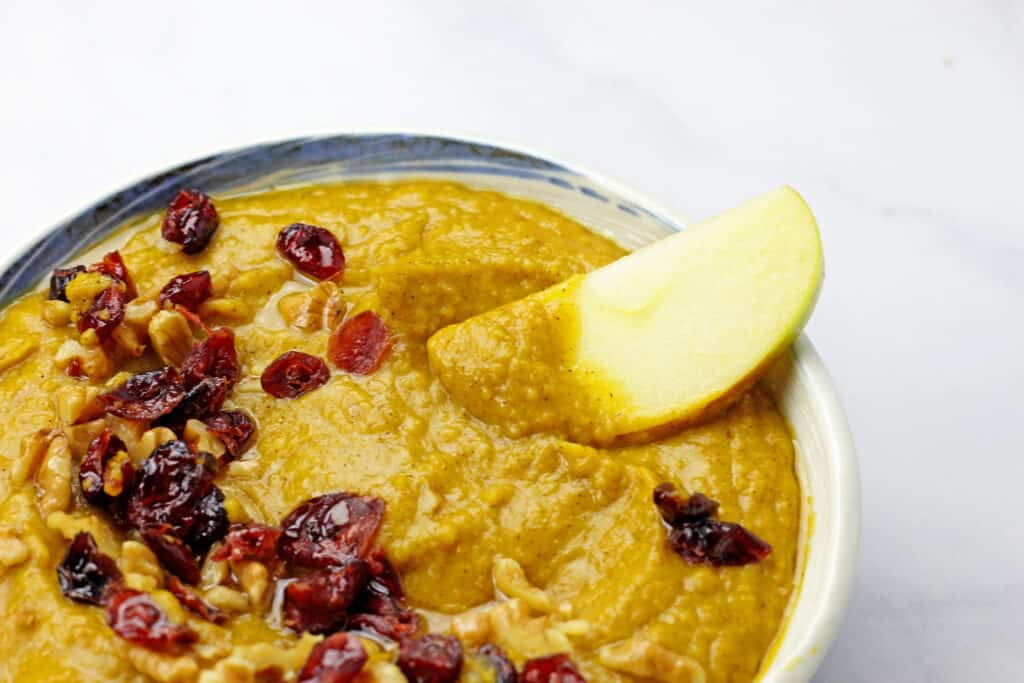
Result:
[121, 540, 165, 592]
[277, 281, 345, 331]
[55, 384, 105, 425]
[65, 418, 107, 458]
[149, 309, 194, 366]
[12, 430, 53, 486]
[54, 339, 114, 380]
[493, 556, 570, 617]
[36, 432, 72, 516]
[184, 419, 226, 459]
[198, 298, 250, 323]
[0, 528, 30, 568]
[598, 639, 707, 683]
[41, 300, 73, 327]
[129, 427, 178, 464]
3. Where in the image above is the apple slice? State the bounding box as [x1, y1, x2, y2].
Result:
[427, 186, 823, 446]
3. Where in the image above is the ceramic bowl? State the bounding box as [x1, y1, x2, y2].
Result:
[0, 133, 858, 682]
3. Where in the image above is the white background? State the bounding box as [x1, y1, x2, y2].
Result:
[2, 1, 1022, 680]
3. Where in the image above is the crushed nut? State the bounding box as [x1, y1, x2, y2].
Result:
[125, 645, 199, 683]
[0, 528, 30, 568]
[598, 639, 707, 683]
[197, 634, 321, 683]
[493, 556, 569, 617]
[184, 419, 226, 459]
[65, 418, 107, 457]
[54, 339, 113, 379]
[129, 426, 178, 464]
[79, 328, 101, 348]
[41, 299, 73, 327]
[451, 608, 493, 647]
[234, 560, 270, 607]
[111, 323, 147, 358]
[36, 432, 72, 515]
[65, 272, 115, 314]
[203, 586, 249, 614]
[149, 309, 194, 366]
[13, 430, 53, 486]
[485, 598, 572, 660]
[222, 497, 250, 525]
[121, 540, 165, 592]
[365, 661, 407, 683]
[103, 451, 133, 496]
[277, 281, 345, 331]
[55, 384, 105, 425]
[108, 414, 149, 446]
[124, 299, 159, 334]
[198, 297, 251, 323]
[200, 555, 229, 588]
[45, 511, 118, 554]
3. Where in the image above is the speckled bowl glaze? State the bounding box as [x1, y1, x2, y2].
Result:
[0, 133, 859, 682]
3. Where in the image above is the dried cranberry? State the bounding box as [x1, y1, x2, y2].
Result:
[183, 487, 229, 556]
[348, 550, 418, 639]
[347, 612, 419, 640]
[667, 520, 772, 566]
[106, 587, 198, 653]
[278, 493, 384, 568]
[283, 561, 369, 634]
[397, 634, 463, 683]
[260, 351, 330, 399]
[475, 645, 518, 683]
[49, 265, 85, 301]
[161, 376, 229, 429]
[66, 357, 86, 379]
[327, 311, 391, 375]
[211, 524, 280, 563]
[181, 327, 240, 388]
[126, 441, 221, 543]
[76, 284, 126, 342]
[139, 525, 201, 584]
[162, 189, 219, 255]
[57, 532, 123, 606]
[364, 549, 404, 601]
[203, 410, 256, 459]
[653, 484, 719, 525]
[298, 632, 368, 683]
[653, 484, 772, 567]
[521, 654, 585, 683]
[89, 251, 137, 300]
[158, 270, 213, 312]
[79, 428, 131, 506]
[276, 223, 345, 280]
[101, 366, 185, 420]
[167, 575, 228, 625]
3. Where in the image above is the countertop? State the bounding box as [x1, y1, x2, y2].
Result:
[1, 1, 1022, 680]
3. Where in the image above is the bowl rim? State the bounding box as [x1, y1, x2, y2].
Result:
[0, 130, 859, 681]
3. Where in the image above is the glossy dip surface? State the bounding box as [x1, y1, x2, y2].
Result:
[0, 181, 800, 683]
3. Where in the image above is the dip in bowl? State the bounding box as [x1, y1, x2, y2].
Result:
[0, 134, 858, 683]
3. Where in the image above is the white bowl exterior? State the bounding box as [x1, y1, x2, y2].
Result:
[1, 133, 859, 682]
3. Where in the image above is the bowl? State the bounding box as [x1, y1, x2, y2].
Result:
[0, 133, 859, 682]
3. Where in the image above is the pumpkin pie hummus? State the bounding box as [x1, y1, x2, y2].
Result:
[0, 181, 801, 683]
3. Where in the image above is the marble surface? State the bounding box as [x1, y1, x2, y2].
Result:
[1, 1, 1022, 680]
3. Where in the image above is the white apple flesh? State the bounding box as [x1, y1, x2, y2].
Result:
[428, 186, 823, 445]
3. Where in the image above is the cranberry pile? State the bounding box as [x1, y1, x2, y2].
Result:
[48, 189, 587, 682]
[653, 483, 772, 566]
